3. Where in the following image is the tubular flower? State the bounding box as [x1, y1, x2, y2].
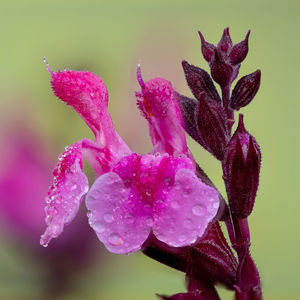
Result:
[41, 62, 219, 254]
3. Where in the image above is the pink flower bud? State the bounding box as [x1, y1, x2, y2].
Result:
[224, 115, 261, 218]
[230, 70, 261, 110]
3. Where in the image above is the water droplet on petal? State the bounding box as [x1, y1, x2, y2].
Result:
[192, 205, 203, 216]
[178, 235, 186, 242]
[104, 213, 114, 223]
[124, 213, 134, 224]
[93, 221, 106, 233]
[108, 233, 124, 246]
[183, 219, 193, 229]
[171, 201, 179, 209]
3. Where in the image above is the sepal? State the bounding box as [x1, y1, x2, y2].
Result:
[230, 70, 261, 110]
[229, 30, 250, 66]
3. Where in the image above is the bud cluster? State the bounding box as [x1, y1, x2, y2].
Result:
[168, 28, 263, 299]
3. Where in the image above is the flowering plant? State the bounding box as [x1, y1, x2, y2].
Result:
[41, 28, 262, 299]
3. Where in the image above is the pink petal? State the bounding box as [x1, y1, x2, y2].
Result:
[50, 70, 108, 138]
[85, 172, 152, 254]
[153, 168, 219, 247]
[50, 69, 129, 154]
[40, 142, 89, 247]
[136, 72, 188, 155]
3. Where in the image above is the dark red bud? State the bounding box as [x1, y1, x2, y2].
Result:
[224, 115, 261, 218]
[195, 93, 229, 160]
[230, 70, 261, 110]
[229, 30, 250, 65]
[210, 50, 233, 87]
[158, 291, 219, 300]
[198, 31, 216, 63]
[182, 60, 221, 103]
[176, 93, 205, 146]
[234, 248, 262, 300]
[217, 27, 233, 53]
[189, 223, 238, 289]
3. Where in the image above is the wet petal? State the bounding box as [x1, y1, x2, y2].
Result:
[85, 172, 152, 254]
[49, 68, 127, 151]
[153, 168, 219, 247]
[136, 68, 188, 155]
[40, 142, 89, 247]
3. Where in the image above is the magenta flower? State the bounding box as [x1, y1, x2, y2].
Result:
[41, 62, 219, 254]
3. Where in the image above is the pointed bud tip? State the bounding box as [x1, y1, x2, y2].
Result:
[198, 30, 205, 42]
[237, 114, 246, 132]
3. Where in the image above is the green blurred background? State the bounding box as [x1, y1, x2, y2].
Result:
[0, 0, 299, 299]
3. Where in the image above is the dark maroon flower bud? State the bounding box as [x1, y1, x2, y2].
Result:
[234, 248, 262, 300]
[198, 31, 216, 63]
[229, 30, 250, 66]
[158, 291, 220, 300]
[217, 27, 233, 53]
[189, 223, 238, 289]
[176, 93, 205, 146]
[224, 114, 261, 218]
[195, 93, 229, 160]
[230, 70, 261, 110]
[182, 60, 221, 103]
[210, 50, 233, 87]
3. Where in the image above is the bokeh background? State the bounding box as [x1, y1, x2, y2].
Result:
[0, 0, 299, 299]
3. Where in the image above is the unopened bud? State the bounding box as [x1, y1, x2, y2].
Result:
[182, 60, 221, 103]
[224, 115, 261, 218]
[210, 50, 233, 87]
[230, 70, 261, 110]
[198, 31, 216, 63]
[176, 93, 205, 146]
[217, 27, 233, 53]
[229, 30, 250, 66]
[195, 93, 229, 160]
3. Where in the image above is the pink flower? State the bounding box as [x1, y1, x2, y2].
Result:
[41, 61, 219, 254]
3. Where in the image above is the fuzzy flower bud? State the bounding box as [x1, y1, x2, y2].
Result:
[182, 60, 221, 103]
[230, 70, 261, 110]
[195, 94, 229, 160]
[229, 30, 250, 66]
[224, 115, 261, 218]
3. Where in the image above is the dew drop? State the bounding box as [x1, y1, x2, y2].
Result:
[104, 213, 114, 223]
[178, 235, 186, 242]
[125, 213, 134, 224]
[171, 201, 179, 209]
[146, 217, 154, 226]
[192, 205, 203, 216]
[93, 221, 106, 233]
[108, 233, 124, 246]
[183, 219, 193, 229]
[213, 202, 219, 209]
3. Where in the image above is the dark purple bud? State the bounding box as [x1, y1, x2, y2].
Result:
[182, 60, 221, 103]
[198, 31, 216, 63]
[176, 93, 205, 146]
[217, 27, 233, 53]
[224, 115, 261, 218]
[230, 70, 261, 110]
[234, 248, 262, 300]
[195, 93, 229, 160]
[229, 30, 250, 66]
[189, 223, 238, 289]
[210, 50, 233, 87]
[158, 291, 219, 300]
